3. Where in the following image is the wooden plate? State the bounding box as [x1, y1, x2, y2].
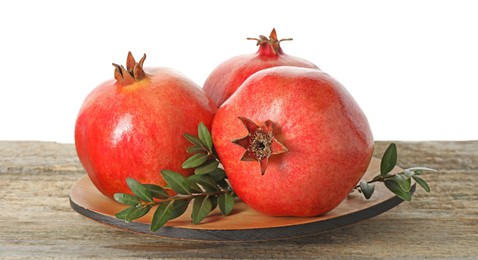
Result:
[69, 158, 411, 241]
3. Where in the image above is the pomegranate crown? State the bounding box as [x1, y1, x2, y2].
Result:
[247, 28, 293, 55]
[113, 51, 146, 85]
[232, 117, 288, 175]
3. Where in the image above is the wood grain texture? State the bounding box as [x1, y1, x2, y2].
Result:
[0, 141, 477, 258]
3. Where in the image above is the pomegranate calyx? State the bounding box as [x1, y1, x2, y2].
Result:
[247, 28, 293, 55]
[113, 52, 147, 85]
[232, 116, 288, 175]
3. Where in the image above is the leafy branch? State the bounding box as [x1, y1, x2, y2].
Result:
[113, 122, 235, 231]
[113, 123, 436, 232]
[354, 143, 436, 201]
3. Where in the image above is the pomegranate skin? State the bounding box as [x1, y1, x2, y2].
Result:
[203, 30, 318, 107]
[75, 67, 217, 199]
[212, 66, 373, 217]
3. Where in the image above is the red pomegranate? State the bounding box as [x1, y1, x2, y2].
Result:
[75, 52, 217, 199]
[212, 66, 373, 217]
[203, 28, 319, 107]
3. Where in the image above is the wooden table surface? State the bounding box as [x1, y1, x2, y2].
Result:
[0, 140, 477, 259]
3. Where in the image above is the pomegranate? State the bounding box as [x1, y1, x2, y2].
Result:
[75, 52, 217, 199]
[203, 28, 319, 107]
[212, 66, 373, 217]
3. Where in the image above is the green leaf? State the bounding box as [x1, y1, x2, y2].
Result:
[403, 169, 414, 178]
[218, 193, 235, 216]
[210, 196, 218, 212]
[170, 200, 189, 220]
[359, 181, 375, 200]
[116, 205, 151, 223]
[412, 175, 431, 192]
[216, 179, 230, 189]
[115, 206, 136, 221]
[198, 122, 213, 152]
[113, 193, 140, 206]
[194, 160, 219, 175]
[414, 170, 423, 175]
[184, 133, 205, 148]
[394, 174, 412, 192]
[381, 143, 398, 176]
[211, 145, 219, 160]
[127, 206, 151, 222]
[160, 170, 191, 195]
[182, 153, 209, 169]
[191, 196, 213, 224]
[143, 184, 169, 199]
[384, 179, 412, 201]
[150, 202, 173, 231]
[188, 181, 204, 193]
[209, 167, 227, 181]
[126, 178, 153, 202]
[188, 174, 219, 192]
[186, 145, 204, 154]
[408, 167, 437, 172]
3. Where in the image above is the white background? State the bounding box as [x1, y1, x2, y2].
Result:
[1, 0, 477, 144]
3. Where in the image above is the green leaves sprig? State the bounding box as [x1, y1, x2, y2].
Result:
[354, 143, 436, 201]
[113, 122, 436, 232]
[113, 122, 235, 231]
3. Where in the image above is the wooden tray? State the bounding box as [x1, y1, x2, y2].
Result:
[69, 157, 410, 241]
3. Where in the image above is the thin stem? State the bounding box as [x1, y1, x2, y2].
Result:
[353, 175, 386, 190]
[141, 189, 230, 207]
